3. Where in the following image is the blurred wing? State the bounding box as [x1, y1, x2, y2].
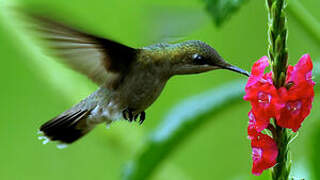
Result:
[23, 12, 137, 84]
[143, 6, 208, 44]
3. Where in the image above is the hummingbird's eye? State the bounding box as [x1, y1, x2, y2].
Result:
[192, 54, 207, 65]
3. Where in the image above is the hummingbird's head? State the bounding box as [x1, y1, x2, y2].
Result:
[169, 40, 249, 76]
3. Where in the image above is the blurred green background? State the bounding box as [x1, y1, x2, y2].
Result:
[0, 0, 319, 179]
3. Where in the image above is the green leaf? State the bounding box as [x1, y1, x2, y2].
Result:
[122, 80, 246, 180]
[204, 0, 249, 26]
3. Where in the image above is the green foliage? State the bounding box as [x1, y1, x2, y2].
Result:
[287, 0, 320, 46]
[204, 0, 249, 26]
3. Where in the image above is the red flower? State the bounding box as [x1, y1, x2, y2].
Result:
[244, 54, 314, 132]
[251, 133, 278, 176]
[244, 54, 314, 176]
[276, 54, 315, 131]
[244, 57, 284, 131]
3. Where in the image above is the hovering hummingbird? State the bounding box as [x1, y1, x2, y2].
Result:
[22, 12, 249, 145]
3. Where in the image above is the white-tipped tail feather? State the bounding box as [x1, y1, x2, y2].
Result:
[39, 109, 93, 144]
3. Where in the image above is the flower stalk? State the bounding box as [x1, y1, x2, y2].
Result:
[267, 0, 291, 179]
[267, 0, 288, 88]
[244, 0, 314, 178]
[271, 122, 290, 180]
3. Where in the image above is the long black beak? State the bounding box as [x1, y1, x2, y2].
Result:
[222, 64, 250, 77]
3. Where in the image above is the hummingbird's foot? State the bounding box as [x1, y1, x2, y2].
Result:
[123, 109, 145, 125]
[123, 108, 134, 122]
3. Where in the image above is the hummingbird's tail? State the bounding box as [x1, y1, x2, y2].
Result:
[38, 88, 114, 145]
[39, 108, 94, 144]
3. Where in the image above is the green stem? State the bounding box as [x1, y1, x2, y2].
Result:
[271, 123, 291, 180]
[287, 0, 320, 46]
[267, 0, 288, 88]
[267, 0, 291, 179]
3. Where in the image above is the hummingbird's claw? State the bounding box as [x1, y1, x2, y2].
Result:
[123, 108, 134, 122]
[139, 111, 145, 125]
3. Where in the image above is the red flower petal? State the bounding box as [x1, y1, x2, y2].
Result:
[251, 133, 278, 176]
[246, 56, 269, 88]
[250, 105, 272, 132]
[248, 111, 259, 139]
[288, 54, 314, 86]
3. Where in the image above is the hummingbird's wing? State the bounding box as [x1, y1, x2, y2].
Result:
[142, 6, 208, 44]
[21, 12, 137, 85]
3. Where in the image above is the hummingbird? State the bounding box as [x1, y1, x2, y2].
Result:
[22, 12, 249, 145]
